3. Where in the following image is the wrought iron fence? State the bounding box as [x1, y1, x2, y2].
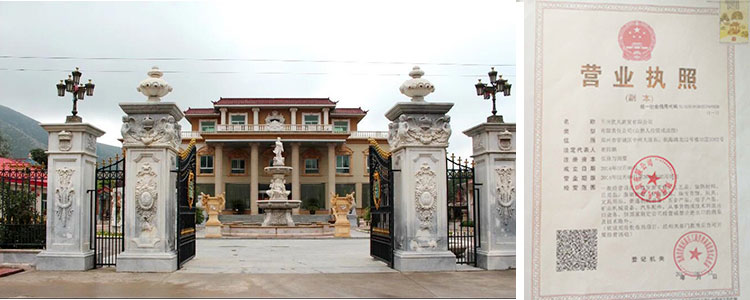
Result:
[446, 154, 480, 266]
[0, 167, 47, 249]
[89, 156, 125, 267]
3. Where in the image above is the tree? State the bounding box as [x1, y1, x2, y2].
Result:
[29, 148, 47, 167]
[0, 131, 10, 158]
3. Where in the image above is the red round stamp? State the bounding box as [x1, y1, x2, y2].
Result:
[629, 155, 676, 203]
[673, 231, 717, 277]
[618, 20, 655, 61]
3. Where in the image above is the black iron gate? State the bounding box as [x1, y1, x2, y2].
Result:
[446, 154, 480, 266]
[176, 142, 197, 269]
[368, 142, 394, 267]
[89, 156, 125, 267]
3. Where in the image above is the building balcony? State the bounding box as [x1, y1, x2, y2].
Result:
[216, 124, 334, 132]
[180, 127, 389, 140]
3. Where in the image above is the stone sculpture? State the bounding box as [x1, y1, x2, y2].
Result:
[330, 192, 355, 237]
[200, 192, 226, 238]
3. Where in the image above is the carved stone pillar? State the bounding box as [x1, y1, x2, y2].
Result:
[464, 122, 516, 270]
[291, 142, 300, 215]
[250, 143, 259, 214]
[322, 108, 330, 125]
[387, 66, 456, 272]
[116, 67, 183, 272]
[36, 123, 104, 271]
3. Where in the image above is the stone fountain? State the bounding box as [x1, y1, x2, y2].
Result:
[257, 137, 302, 226]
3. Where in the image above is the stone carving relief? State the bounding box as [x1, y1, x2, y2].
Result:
[265, 111, 286, 131]
[498, 130, 513, 151]
[472, 134, 484, 151]
[495, 166, 516, 227]
[85, 133, 97, 153]
[54, 167, 75, 228]
[121, 115, 182, 148]
[411, 163, 438, 251]
[388, 114, 451, 149]
[58, 131, 72, 152]
[134, 163, 160, 247]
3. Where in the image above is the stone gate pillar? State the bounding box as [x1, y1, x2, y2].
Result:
[463, 121, 516, 270]
[387, 66, 456, 271]
[36, 121, 104, 270]
[116, 67, 183, 272]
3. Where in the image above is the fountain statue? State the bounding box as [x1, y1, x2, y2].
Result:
[258, 137, 302, 226]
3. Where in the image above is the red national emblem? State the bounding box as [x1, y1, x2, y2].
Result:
[618, 20, 655, 61]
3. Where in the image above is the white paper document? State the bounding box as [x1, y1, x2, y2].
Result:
[526, 1, 740, 299]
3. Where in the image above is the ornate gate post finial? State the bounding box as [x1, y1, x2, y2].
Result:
[137, 66, 173, 102]
[399, 66, 435, 102]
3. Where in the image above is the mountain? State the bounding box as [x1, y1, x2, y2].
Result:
[0, 105, 121, 161]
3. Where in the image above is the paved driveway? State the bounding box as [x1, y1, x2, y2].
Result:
[179, 238, 395, 274]
[0, 238, 516, 298]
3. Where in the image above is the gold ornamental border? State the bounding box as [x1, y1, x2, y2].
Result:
[187, 171, 195, 208]
[180, 138, 197, 160]
[372, 171, 382, 210]
[368, 138, 391, 159]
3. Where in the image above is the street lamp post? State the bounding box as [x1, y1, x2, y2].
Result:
[474, 67, 511, 123]
[55, 67, 95, 123]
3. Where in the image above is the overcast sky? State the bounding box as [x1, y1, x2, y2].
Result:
[0, 0, 517, 159]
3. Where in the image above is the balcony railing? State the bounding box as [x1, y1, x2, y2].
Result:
[347, 131, 389, 139]
[217, 124, 334, 132]
[181, 128, 389, 140]
[182, 131, 203, 139]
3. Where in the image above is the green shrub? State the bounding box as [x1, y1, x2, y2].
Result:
[363, 206, 371, 221]
[195, 206, 205, 224]
[304, 198, 320, 212]
[460, 220, 474, 227]
[231, 198, 246, 214]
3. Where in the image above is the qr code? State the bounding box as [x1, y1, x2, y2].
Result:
[556, 229, 598, 272]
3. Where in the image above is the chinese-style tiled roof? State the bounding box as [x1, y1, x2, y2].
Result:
[213, 98, 337, 106]
[330, 107, 367, 116]
[184, 108, 218, 115]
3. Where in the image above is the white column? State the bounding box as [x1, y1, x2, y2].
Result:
[116, 101, 184, 272]
[250, 143, 259, 214]
[252, 108, 260, 131]
[220, 108, 227, 125]
[36, 123, 104, 271]
[354, 182, 363, 211]
[464, 122, 516, 270]
[290, 108, 297, 124]
[326, 143, 336, 210]
[291, 143, 300, 214]
[214, 144, 224, 197]
[387, 66, 455, 272]
[290, 108, 298, 131]
[322, 108, 330, 127]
